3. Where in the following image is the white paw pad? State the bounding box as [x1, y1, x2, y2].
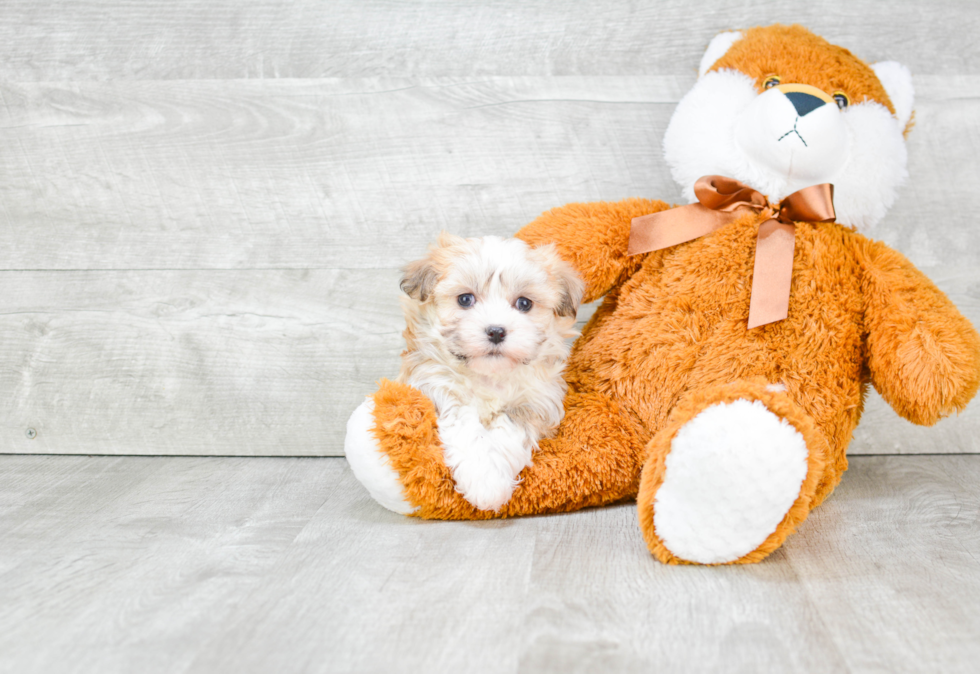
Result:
[653, 399, 808, 564]
[344, 399, 418, 515]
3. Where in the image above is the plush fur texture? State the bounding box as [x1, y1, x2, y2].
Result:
[651, 398, 809, 564]
[396, 233, 583, 511]
[666, 24, 912, 230]
[637, 379, 831, 564]
[344, 398, 417, 514]
[347, 24, 980, 564]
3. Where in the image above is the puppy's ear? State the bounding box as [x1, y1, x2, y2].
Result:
[400, 255, 438, 301]
[533, 244, 584, 318]
[400, 232, 461, 301]
[554, 262, 585, 318]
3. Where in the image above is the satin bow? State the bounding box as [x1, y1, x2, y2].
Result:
[627, 175, 836, 328]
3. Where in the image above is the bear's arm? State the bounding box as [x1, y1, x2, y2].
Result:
[858, 238, 980, 426]
[516, 198, 670, 303]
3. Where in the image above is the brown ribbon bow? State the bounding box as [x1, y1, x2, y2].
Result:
[628, 175, 836, 328]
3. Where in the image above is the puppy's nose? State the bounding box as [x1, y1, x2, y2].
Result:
[486, 326, 506, 344]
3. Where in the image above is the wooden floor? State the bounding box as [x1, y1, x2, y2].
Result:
[2, 454, 978, 673]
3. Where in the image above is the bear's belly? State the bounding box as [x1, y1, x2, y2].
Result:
[567, 220, 867, 446]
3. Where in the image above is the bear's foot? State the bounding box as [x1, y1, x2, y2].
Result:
[344, 398, 418, 515]
[638, 381, 829, 564]
[653, 399, 807, 563]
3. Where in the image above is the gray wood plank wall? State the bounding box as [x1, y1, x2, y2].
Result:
[2, 2, 979, 455]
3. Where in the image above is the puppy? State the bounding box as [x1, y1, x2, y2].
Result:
[398, 232, 584, 511]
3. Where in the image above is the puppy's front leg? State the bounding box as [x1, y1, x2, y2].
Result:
[486, 413, 534, 470]
[438, 406, 529, 512]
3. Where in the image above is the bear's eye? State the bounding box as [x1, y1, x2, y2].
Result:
[515, 297, 533, 313]
[832, 92, 849, 110]
[457, 293, 475, 308]
[763, 75, 781, 90]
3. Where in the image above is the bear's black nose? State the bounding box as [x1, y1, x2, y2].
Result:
[486, 326, 506, 344]
[784, 91, 826, 117]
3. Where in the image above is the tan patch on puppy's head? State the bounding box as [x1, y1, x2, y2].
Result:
[708, 24, 895, 116]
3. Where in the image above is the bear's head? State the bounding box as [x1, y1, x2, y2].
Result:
[663, 24, 914, 229]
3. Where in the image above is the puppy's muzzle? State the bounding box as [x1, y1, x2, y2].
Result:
[486, 326, 507, 344]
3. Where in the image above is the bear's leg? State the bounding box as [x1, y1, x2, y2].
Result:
[637, 379, 831, 565]
[345, 379, 648, 520]
[344, 396, 419, 515]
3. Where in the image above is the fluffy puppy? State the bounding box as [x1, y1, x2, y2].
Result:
[398, 232, 584, 511]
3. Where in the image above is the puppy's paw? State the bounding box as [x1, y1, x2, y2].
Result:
[439, 409, 523, 512]
[486, 414, 534, 473]
[450, 451, 520, 512]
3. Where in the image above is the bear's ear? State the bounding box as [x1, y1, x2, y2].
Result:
[872, 61, 915, 132]
[698, 31, 743, 77]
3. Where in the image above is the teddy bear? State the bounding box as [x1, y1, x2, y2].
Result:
[344, 24, 980, 565]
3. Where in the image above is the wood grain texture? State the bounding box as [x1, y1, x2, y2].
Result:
[1, 76, 978, 272]
[0, 0, 978, 80]
[0, 77, 685, 270]
[0, 455, 977, 673]
[1, 272, 977, 456]
[0, 269, 402, 455]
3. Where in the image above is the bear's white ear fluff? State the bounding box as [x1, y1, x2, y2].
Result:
[872, 61, 915, 130]
[698, 31, 743, 77]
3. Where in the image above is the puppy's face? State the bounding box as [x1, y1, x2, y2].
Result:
[401, 234, 583, 376]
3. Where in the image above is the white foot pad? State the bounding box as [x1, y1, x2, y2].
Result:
[653, 399, 808, 564]
[344, 399, 418, 515]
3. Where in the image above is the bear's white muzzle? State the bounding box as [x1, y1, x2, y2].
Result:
[735, 84, 850, 185]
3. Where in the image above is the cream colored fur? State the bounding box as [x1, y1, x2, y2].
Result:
[398, 234, 583, 511]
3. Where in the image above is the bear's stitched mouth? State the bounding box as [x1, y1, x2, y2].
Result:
[777, 117, 808, 147]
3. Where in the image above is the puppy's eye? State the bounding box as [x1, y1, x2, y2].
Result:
[832, 91, 849, 110]
[515, 297, 533, 312]
[457, 293, 475, 308]
[763, 75, 781, 90]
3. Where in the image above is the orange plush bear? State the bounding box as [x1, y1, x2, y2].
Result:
[345, 25, 980, 564]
